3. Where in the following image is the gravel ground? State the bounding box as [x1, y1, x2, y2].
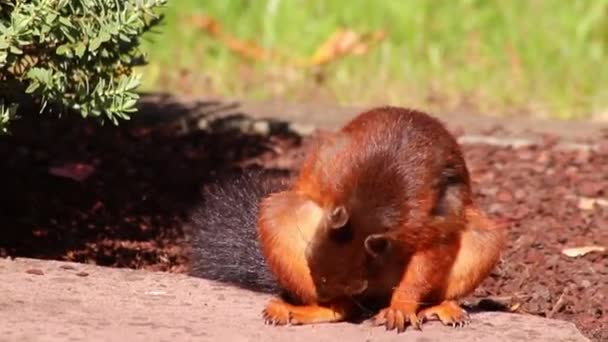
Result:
[0, 97, 606, 341]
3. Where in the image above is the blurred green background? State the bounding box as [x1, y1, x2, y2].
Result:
[139, 0, 608, 120]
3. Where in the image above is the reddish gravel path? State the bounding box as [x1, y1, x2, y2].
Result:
[463, 141, 608, 341]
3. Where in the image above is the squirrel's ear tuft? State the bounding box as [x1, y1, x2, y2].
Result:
[364, 234, 391, 258]
[328, 205, 349, 229]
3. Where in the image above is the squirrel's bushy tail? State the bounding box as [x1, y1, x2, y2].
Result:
[186, 168, 291, 293]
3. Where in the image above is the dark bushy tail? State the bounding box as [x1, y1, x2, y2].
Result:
[186, 168, 291, 294]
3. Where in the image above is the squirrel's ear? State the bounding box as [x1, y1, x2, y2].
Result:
[328, 205, 349, 229]
[431, 165, 467, 218]
[364, 234, 391, 258]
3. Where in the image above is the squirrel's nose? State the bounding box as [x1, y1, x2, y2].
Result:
[347, 280, 368, 295]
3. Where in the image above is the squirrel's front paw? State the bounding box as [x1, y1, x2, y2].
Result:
[372, 304, 421, 332]
[262, 299, 292, 325]
[417, 300, 470, 328]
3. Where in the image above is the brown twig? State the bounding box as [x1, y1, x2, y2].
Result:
[547, 288, 567, 318]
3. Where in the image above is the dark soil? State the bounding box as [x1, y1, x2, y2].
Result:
[0, 97, 308, 273]
[1, 97, 606, 341]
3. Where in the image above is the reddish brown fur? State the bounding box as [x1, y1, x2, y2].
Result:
[257, 191, 322, 304]
[256, 106, 506, 329]
[444, 206, 507, 300]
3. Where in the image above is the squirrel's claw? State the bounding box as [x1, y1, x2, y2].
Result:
[262, 299, 292, 326]
[417, 300, 470, 328]
[373, 306, 422, 333]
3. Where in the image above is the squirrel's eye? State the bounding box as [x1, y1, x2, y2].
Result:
[329, 222, 354, 243]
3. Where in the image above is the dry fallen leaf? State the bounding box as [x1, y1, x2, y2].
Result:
[190, 14, 386, 67]
[190, 13, 222, 37]
[578, 196, 608, 210]
[509, 302, 522, 312]
[561, 246, 606, 258]
[191, 14, 273, 62]
[49, 162, 95, 182]
[310, 29, 360, 65]
[309, 28, 386, 66]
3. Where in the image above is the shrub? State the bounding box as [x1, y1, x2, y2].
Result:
[0, 0, 167, 134]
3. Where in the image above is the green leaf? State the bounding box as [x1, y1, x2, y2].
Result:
[9, 45, 22, 54]
[118, 33, 130, 42]
[75, 42, 86, 58]
[46, 13, 58, 24]
[27, 68, 53, 87]
[58, 17, 74, 28]
[60, 26, 76, 43]
[106, 23, 120, 35]
[89, 37, 102, 51]
[99, 31, 112, 43]
[25, 81, 40, 94]
[56, 44, 70, 55]
[0, 0, 166, 133]
[123, 98, 137, 109]
[125, 75, 141, 90]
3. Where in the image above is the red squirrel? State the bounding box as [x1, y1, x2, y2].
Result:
[255, 106, 507, 331]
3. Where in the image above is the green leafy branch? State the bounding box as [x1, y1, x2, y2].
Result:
[0, 0, 167, 133]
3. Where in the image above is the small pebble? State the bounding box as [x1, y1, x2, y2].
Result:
[26, 269, 44, 276]
[496, 190, 514, 203]
[289, 122, 316, 136]
[197, 118, 209, 130]
[579, 181, 603, 197]
[251, 120, 271, 135]
[488, 203, 503, 214]
[514, 189, 527, 200]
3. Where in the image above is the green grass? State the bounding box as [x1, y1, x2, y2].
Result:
[139, 0, 608, 120]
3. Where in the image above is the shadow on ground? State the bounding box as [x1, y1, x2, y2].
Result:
[0, 93, 304, 272]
